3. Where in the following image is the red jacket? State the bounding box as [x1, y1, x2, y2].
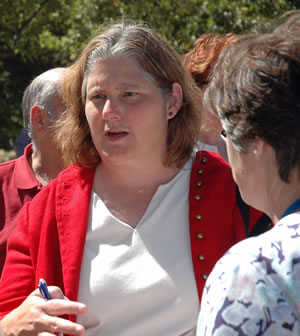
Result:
[0, 151, 264, 321]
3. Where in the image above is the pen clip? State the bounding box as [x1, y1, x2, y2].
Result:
[38, 278, 52, 300]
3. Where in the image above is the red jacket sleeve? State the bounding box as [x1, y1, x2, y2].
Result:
[0, 179, 64, 318]
[0, 202, 35, 317]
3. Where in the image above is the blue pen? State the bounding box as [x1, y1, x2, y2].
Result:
[38, 278, 52, 300]
[38, 278, 64, 336]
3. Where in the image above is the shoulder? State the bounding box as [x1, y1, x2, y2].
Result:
[56, 164, 96, 189]
[198, 225, 300, 335]
[0, 156, 26, 188]
[192, 150, 231, 173]
[57, 163, 95, 180]
[0, 147, 34, 186]
[191, 150, 234, 188]
[0, 157, 19, 175]
[190, 150, 236, 201]
[237, 213, 300, 260]
[17, 165, 96, 235]
[205, 218, 300, 306]
[220, 219, 300, 266]
[26, 164, 95, 206]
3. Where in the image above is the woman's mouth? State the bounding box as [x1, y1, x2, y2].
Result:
[107, 131, 128, 137]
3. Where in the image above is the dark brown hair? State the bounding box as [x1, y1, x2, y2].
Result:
[204, 32, 300, 182]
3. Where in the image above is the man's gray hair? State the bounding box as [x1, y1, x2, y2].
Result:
[22, 71, 62, 138]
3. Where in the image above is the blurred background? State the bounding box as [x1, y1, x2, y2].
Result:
[0, 0, 298, 161]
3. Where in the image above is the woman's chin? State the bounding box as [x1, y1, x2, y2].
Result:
[99, 148, 133, 163]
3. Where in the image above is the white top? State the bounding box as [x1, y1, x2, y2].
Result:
[197, 212, 300, 336]
[198, 143, 218, 153]
[77, 157, 199, 335]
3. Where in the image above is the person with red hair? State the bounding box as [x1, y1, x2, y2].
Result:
[183, 33, 237, 161]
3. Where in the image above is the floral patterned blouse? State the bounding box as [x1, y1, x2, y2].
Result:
[197, 212, 300, 336]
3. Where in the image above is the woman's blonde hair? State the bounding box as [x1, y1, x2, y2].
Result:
[56, 21, 202, 168]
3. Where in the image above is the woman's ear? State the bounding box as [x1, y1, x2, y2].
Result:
[166, 82, 183, 120]
[252, 137, 265, 157]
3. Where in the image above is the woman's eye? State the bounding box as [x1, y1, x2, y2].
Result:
[125, 92, 137, 97]
[93, 93, 105, 99]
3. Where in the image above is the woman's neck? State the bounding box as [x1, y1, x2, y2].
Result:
[93, 159, 183, 228]
[97, 159, 181, 190]
[266, 170, 300, 224]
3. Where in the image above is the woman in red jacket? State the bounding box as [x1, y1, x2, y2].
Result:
[0, 21, 265, 336]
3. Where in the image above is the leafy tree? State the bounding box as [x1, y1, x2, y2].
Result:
[0, 0, 297, 149]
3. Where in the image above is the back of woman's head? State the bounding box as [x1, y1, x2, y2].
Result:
[57, 21, 201, 168]
[204, 32, 300, 182]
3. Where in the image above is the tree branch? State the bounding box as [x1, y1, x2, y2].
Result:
[12, 0, 50, 48]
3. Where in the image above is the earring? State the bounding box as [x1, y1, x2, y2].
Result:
[253, 149, 257, 154]
[169, 112, 173, 116]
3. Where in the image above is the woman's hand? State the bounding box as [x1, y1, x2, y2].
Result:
[0, 286, 87, 336]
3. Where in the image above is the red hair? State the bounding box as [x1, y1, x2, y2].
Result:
[183, 33, 237, 89]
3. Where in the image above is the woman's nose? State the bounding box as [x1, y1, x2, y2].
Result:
[102, 99, 121, 120]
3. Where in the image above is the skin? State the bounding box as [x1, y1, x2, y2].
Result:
[225, 138, 262, 208]
[85, 56, 180, 166]
[226, 136, 300, 224]
[0, 287, 87, 336]
[85, 55, 184, 227]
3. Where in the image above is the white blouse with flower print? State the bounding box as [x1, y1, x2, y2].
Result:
[197, 212, 300, 336]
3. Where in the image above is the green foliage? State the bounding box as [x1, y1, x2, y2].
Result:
[0, 0, 298, 149]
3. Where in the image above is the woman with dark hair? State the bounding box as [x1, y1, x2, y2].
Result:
[197, 22, 300, 336]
